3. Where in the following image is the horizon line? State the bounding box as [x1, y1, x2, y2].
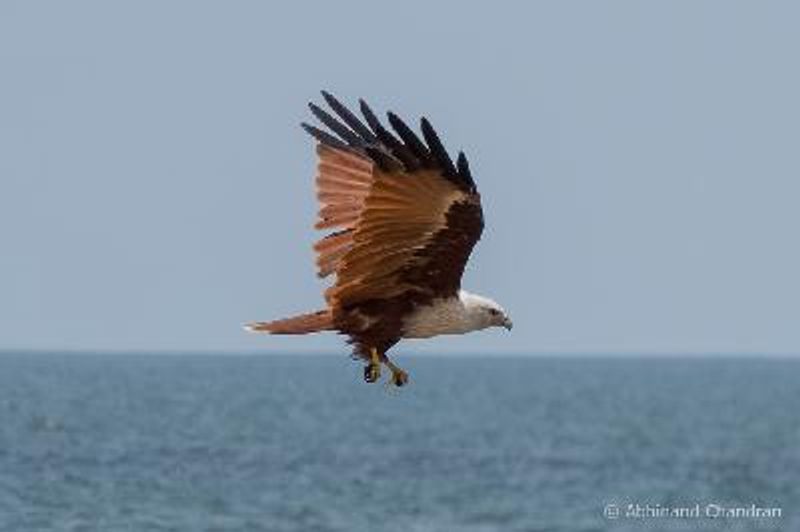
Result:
[0, 348, 798, 359]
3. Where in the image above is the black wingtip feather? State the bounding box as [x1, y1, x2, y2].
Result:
[359, 99, 382, 135]
[420, 117, 456, 178]
[301, 122, 350, 151]
[345, 99, 413, 171]
[308, 102, 363, 147]
[457, 151, 476, 189]
[387, 112, 430, 163]
[321, 91, 377, 143]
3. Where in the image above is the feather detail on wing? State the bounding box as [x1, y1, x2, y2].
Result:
[303, 92, 484, 306]
[312, 146, 373, 277]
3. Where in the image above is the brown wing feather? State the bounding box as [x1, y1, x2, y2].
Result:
[312, 145, 374, 278]
[326, 167, 482, 308]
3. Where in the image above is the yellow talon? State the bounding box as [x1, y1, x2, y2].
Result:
[364, 347, 381, 383]
[370, 347, 380, 366]
[384, 359, 409, 387]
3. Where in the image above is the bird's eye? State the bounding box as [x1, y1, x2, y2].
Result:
[489, 309, 499, 316]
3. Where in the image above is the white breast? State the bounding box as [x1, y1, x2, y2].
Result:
[401, 296, 474, 339]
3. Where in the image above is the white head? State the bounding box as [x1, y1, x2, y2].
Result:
[459, 290, 513, 332]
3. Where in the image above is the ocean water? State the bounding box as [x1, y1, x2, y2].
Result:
[0, 354, 796, 532]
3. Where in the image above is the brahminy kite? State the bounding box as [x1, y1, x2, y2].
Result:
[246, 92, 512, 386]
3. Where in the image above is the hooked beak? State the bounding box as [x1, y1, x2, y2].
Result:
[502, 317, 513, 331]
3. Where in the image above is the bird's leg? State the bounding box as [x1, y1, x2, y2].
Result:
[383, 356, 409, 387]
[363, 347, 381, 383]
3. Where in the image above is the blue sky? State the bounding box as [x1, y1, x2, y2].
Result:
[2, 1, 799, 354]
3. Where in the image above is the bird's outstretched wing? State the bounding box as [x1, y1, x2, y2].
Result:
[303, 92, 484, 309]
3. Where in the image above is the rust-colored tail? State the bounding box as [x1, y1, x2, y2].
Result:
[244, 309, 333, 335]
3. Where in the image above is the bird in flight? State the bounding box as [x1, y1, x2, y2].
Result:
[246, 92, 512, 386]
